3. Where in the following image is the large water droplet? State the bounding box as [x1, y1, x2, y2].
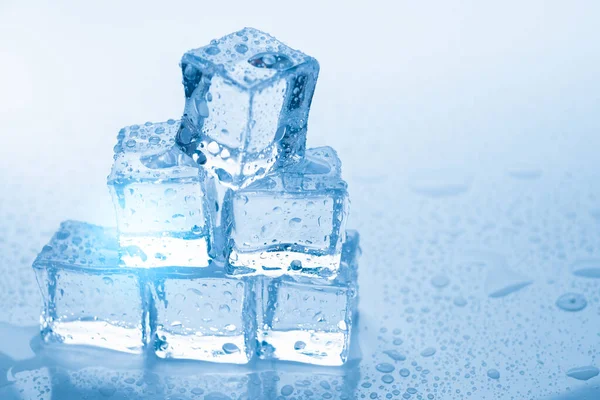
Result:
[571, 259, 600, 278]
[205, 46, 220, 55]
[376, 363, 395, 373]
[566, 366, 599, 381]
[234, 43, 248, 54]
[485, 267, 532, 298]
[556, 293, 587, 312]
[420, 347, 436, 357]
[222, 343, 240, 354]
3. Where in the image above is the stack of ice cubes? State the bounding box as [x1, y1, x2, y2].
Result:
[32, 28, 359, 367]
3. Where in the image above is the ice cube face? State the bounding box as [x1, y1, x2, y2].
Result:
[108, 120, 217, 268]
[256, 231, 359, 366]
[32, 221, 147, 354]
[224, 147, 349, 278]
[148, 267, 256, 364]
[176, 27, 320, 189]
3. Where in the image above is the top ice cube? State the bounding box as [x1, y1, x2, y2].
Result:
[176, 27, 319, 189]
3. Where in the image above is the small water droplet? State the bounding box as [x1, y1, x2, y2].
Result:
[420, 347, 436, 357]
[430, 274, 449, 288]
[294, 341, 306, 350]
[487, 369, 500, 379]
[383, 349, 406, 361]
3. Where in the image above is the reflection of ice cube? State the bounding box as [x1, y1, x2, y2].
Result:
[148, 266, 256, 364]
[176, 27, 319, 189]
[224, 147, 349, 279]
[107, 120, 217, 268]
[256, 231, 359, 366]
[32, 221, 146, 354]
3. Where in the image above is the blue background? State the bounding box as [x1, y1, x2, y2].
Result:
[0, 0, 599, 398]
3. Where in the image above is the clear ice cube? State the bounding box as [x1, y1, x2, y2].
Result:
[148, 266, 256, 364]
[224, 146, 349, 278]
[176, 27, 319, 189]
[256, 231, 360, 366]
[32, 221, 147, 354]
[107, 120, 217, 268]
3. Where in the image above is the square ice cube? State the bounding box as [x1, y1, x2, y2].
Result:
[176, 27, 319, 189]
[224, 146, 349, 278]
[32, 221, 147, 354]
[107, 120, 217, 268]
[148, 266, 256, 364]
[256, 231, 360, 366]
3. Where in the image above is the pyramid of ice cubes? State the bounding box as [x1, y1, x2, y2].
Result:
[32, 28, 359, 367]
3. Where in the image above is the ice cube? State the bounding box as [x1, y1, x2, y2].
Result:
[32, 221, 147, 354]
[148, 266, 256, 364]
[107, 120, 217, 268]
[176, 27, 319, 189]
[256, 231, 360, 366]
[224, 146, 349, 278]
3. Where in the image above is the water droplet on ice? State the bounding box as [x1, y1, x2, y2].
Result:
[234, 43, 248, 54]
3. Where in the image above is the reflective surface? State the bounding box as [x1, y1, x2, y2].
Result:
[1, 0, 600, 398]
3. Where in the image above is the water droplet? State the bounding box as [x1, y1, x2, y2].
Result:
[125, 139, 136, 148]
[485, 267, 532, 298]
[205, 46, 220, 55]
[294, 341, 306, 350]
[420, 347, 436, 357]
[487, 369, 500, 379]
[164, 188, 176, 198]
[222, 343, 240, 354]
[248, 52, 294, 70]
[376, 363, 395, 373]
[234, 43, 248, 54]
[556, 293, 587, 312]
[453, 296, 467, 307]
[566, 366, 599, 381]
[281, 384, 294, 396]
[382, 374, 395, 384]
[571, 259, 600, 278]
[224, 324, 236, 331]
[148, 136, 161, 145]
[289, 217, 302, 228]
[102, 277, 113, 285]
[430, 274, 449, 288]
[399, 368, 410, 377]
[383, 349, 406, 361]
